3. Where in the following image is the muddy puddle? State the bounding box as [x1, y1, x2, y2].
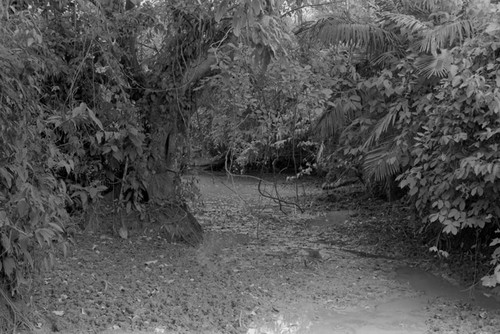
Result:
[250, 297, 428, 334]
[251, 266, 500, 334]
[305, 305, 427, 334]
[307, 266, 500, 333]
[395, 266, 500, 310]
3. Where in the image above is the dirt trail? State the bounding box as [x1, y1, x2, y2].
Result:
[194, 171, 500, 334]
[26, 171, 500, 334]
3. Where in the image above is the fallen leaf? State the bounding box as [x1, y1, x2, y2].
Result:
[119, 226, 128, 239]
[52, 310, 64, 316]
[57, 294, 68, 302]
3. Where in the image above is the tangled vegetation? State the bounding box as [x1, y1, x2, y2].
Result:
[1, 0, 500, 331]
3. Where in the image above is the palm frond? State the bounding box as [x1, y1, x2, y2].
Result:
[299, 18, 399, 54]
[420, 19, 474, 53]
[371, 50, 403, 67]
[414, 0, 444, 12]
[401, 0, 460, 15]
[315, 94, 361, 139]
[415, 49, 452, 78]
[315, 103, 348, 139]
[379, 12, 429, 34]
[363, 142, 404, 182]
[362, 107, 399, 150]
[423, 0, 462, 14]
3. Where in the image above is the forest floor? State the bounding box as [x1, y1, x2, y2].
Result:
[24, 169, 500, 334]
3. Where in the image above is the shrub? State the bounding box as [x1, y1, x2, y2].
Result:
[399, 33, 500, 285]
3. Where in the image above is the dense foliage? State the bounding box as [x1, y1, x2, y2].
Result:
[193, 46, 330, 173]
[0, 10, 70, 299]
[400, 28, 500, 285]
[0, 0, 302, 324]
[1, 0, 500, 330]
[194, 0, 500, 287]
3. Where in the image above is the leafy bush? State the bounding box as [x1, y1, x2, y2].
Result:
[399, 30, 500, 286]
[303, 0, 500, 284]
[0, 1, 148, 305]
[0, 11, 69, 303]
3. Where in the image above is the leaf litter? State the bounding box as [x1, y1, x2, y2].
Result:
[25, 170, 500, 334]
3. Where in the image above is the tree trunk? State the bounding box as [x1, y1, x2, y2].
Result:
[142, 98, 203, 245]
[102, 2, 223, 244]
[145, 106, 178, 204]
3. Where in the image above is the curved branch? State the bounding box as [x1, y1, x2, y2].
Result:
[221, 158, 304, 214]
[257, 179, 304, 214]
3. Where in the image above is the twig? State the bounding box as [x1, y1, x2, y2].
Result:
[258, 179, 304, 213]
[221, 158, 305, 213]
